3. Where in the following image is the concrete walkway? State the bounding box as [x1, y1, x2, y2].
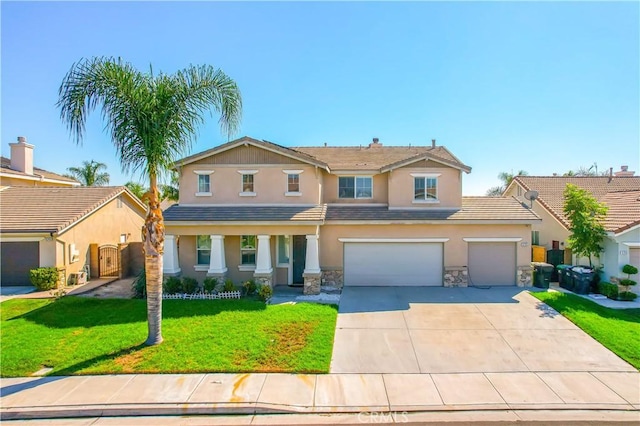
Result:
[1, 371, 639, 421]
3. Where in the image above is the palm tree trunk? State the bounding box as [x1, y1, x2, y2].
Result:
[142, 175, 164, 346]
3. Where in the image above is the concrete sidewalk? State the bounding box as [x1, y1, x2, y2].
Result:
[1, 371, 639, 421]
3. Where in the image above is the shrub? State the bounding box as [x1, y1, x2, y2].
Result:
[618, 291, 638, 301]
[29, 267, 59, 291]
[597, 281, 618, 300]
[182, 277, 199, 294]
[243, 279, 257, 295]
[223, 279, 235, 292]
[203, 277, 218, 294]
[132, 269, 146, 299]
[622, 264, 639, 276]
[163, 276, 182, 294]
[257, 284, 273, 302]
[620, 264, 638, 295]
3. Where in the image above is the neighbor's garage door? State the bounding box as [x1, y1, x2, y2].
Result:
[344, 242, 443, 286]
[1, 242, 39, 286]
[468, 242, 516, 286]
[630, 248, 640, 282]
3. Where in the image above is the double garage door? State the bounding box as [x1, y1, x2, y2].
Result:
[343, 241, 517, 287]
[1, 242, 39, 286]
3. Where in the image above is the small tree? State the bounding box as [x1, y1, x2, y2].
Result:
[563, 184, 608, 267]
[620, 264, 638, 294]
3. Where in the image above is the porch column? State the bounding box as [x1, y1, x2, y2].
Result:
[303, 234, 321, 295]
[254, 235, 273, 288]
[163, 235, 181, 275]
[207, 235, 228, 275]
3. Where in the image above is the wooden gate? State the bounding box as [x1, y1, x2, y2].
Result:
[99, 245, 119, 277]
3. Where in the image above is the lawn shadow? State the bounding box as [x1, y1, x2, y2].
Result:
[533, 292, 640, 324]
[53, 343, 147, 376]
[0, 376, 65, 397]
[6, 296, 268, 329]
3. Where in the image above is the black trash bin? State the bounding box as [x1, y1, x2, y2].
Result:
[560, 266, 574, 291]
[532, 262, 554, 289]
[546, 249, 565, 281]
[556, 265, 571, 286]
[571, 266, 595, 295]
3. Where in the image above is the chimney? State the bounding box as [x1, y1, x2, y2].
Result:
[431, 139, 436, 148]
[614, 165, 635, 177]
[10, 136, 34, 175]
[368, 137, 382, 148]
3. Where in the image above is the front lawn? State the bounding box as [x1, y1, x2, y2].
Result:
[531, 291, 640, 370]
[0, 297, 337, 377]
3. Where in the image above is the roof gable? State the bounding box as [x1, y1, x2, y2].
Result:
[0, 156, 79, 185]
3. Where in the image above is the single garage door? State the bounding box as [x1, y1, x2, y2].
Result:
[1, 241, 39, 286]
[468, 242, 516, 286]
[344, 242, 443, 286]
[629, 248, 640, 282]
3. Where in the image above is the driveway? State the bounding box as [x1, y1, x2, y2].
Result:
[330, 286, 636, 374]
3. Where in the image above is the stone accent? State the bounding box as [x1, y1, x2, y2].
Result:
[321, 269, 344, 288]
[517, 266, 533, 287]
[444, 266, 468, 287]
[303, 272, 321, 295]
[206, 271, 227, 282]
[253, 272, 273, 289]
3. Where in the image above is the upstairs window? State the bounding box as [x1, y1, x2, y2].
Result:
[338, 176, 372, 199]
[242, 174, 254, 193]
[241, 235, 256, 265]
[414, 176, 438, 201]
[196, 235, 211, 265]
[198, 175, 210, 193]
[287, 174, 300, 193]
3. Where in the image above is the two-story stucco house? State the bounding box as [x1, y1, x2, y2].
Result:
[163, 136, 540, 294]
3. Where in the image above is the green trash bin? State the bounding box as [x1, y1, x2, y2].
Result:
[561, 266, 574, 291]
[532, 262, 554, 289]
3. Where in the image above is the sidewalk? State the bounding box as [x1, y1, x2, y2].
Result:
[1, 371, 639, 421]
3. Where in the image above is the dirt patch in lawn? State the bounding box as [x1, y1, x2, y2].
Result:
[256, 321, 318, 372]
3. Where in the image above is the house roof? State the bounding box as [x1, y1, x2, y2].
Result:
[0, 186, 146, 234]
[326, 197, 540, 222]
[600, 190, 640, 234]
[0, 156, 79, 185]
[510, 176, 640, 233]
[163, 204, 327, 223]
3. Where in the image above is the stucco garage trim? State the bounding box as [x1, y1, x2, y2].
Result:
[338, 238, 449, 243]
[463, 237, 522, 242]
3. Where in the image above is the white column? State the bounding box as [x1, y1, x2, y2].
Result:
[163, 235, 181, 274]
[254, 235, 273, 274]
[208, 235, 228, 274]
[304, 234, 321, 274]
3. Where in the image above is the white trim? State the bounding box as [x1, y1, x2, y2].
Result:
[0, 236, 46, 242]
[177, 203, 318, 207]
[194, 265, 209, 271]
[380, 154, 471, 173]
[239, 192, 257, 197]
[413, 175, 439, 203]
[282, 169, 304, 174]
[0, 171, 80, 186]
[195, 192, 212, 197]
[332, 170, 379, 176]
[410, 172, 442, 178]
[339, 238, 450, 243]
[276, 235, 291, 268]
[337, 175, 373, 200]
[193, 170, 214, 175]
[614, 223, 640, 237]
[237, 170, 258, 175]
[238, 265, 256, 272]
[412, 200, 440, 204]
[623, 242, 640, 248]
[463, 238, 522, 242]
[325, 219, 540, 225]
[285, 192, 302, 197]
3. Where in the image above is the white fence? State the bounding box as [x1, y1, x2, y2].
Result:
[162, 291, 241, 300]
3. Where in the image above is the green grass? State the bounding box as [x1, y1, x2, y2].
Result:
[531, 291, 640, 370]
[0, 297, 337, 377]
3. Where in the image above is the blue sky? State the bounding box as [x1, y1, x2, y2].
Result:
[2, 1, 638, 195]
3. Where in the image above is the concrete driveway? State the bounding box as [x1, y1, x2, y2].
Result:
[330, 286, 636, 374]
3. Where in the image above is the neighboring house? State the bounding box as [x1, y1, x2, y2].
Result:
[504, 174, 640, 282]
[0, 186, 146, 286]
[1, 136, 79, 187]
[163, 136, 540, 294]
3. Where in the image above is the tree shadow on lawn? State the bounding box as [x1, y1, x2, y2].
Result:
[5, 296, 267, 329]
[533, 292, 640, 323]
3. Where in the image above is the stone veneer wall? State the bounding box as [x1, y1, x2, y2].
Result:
[517, 266, 533, 287]
[253, 272, 273, 288]
[303, 273, 321, 295]
[444, 266, 468, 287]
[321, 269, 344, 288]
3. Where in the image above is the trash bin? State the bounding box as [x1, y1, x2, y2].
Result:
[556, 265, 571, 286]
[560, 266, 574, 291]
[571, 266, 595, 295]
[546, 249, 565, 281]
[532, 262, 554, 289]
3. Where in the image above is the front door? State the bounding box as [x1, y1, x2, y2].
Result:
[292, 235, 306, 285]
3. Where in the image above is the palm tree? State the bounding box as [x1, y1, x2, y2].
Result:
[66, 160, 110, 186]
[486, 170, 528, 196]
[58, 57, 242, 345]
[125, 181, 146, 200]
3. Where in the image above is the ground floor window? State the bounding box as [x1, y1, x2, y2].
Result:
[196, 235, 211, 265]
[277, 235, 290, 266]
[241, 235, 256, 265]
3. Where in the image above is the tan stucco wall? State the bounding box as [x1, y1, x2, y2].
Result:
[322, 173, 388, 204]
[39, 239, 57, 267]
[166, 224, 318, 237]
[0, 176, 75, 187]
[178, 164, 321, 205]
[57, 195, 145, 275]
[387, 167, 462, 208]
[319, 224, 532, 269]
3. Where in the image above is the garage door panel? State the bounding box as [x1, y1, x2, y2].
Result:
[629, 248, 640, 282]
[1, 242, 39, 286]
[468, 242, 516, 286]
[344, 242, 442, 286]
